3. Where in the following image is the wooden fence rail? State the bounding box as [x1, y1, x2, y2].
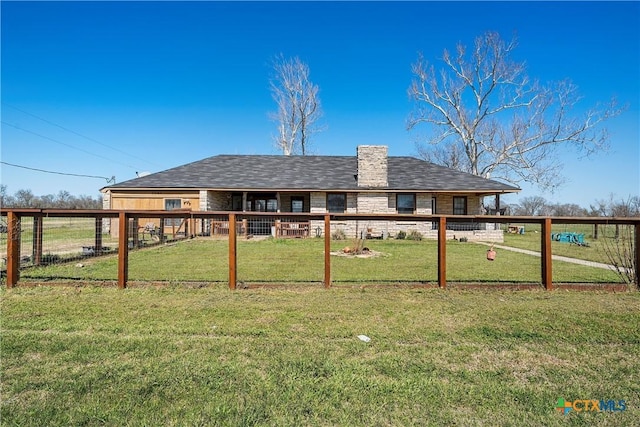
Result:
[1, 209, 639, 290]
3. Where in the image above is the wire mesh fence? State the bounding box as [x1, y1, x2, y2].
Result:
[1, 209, 638, 289]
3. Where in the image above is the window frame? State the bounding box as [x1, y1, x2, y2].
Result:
[164, 198, 182, 226]
[326, 193, 346, 213]
[396, 193, 416, 214]
[291, 196, 304, 213]
[453, 196, 467, 215]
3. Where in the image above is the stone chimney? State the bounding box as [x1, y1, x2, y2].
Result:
[357, 145, 388, 187]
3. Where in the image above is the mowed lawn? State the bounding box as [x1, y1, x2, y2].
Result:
[1, 286, 639, 426]
[19, 237, 623, 284]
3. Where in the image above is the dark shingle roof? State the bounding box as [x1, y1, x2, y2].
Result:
[104, 155, 519, 193]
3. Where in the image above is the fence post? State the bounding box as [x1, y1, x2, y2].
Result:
[324, 214, 331, 288]
[541, 218, 553, 290]
[438, 216, 446, 288]
[33, 215, 43, 266]
[118, 211, 129, 289]
[635, 223, 640, 289]
[229, 213, 237, 290]
[6, 211, 20, 288]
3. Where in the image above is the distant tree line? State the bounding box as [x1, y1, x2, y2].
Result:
[0, 185, 102, 209]
[509, 194, 640, 217]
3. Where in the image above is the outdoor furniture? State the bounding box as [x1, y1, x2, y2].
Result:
[508, 225, 525, 234]
[277, 221, 310, 238]
[361, 228, 385, 239]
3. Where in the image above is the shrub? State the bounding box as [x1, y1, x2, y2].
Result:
[406, 230, 423, 241]
[331, 229, 347, 240]
[459, 237, 468, 243]
[396, 230, 406, 240]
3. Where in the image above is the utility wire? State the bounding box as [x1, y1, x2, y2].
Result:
[2, 102, 162, 168]
[0, 161, 115, 183]
[1, 120, 138, 170]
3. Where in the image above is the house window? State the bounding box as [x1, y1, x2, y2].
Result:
[266, 199, 278, 212]
[327, 193, 346, 213]
[291, 197, 304, 213]
[247, 194, 278, 212]
[254, 199, 266, 212]
[165, 198, 182, 226]
[453, 196, 467, 215]
[397, 194, 416, 214]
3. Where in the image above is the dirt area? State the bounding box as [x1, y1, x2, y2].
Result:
[330, 247, 386, 258]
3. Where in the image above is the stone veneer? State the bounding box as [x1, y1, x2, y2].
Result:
[309, 191, 503, 242]
[357, 145, 387, 187]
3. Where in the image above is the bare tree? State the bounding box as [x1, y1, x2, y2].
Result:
[549, 203, 587, 217]
[269, 55, 323, 155]
[0, 187, 101, 209]
[588, 194, 639, 287]
[408, 31, 624, 190]
[513, 196, 549, 216]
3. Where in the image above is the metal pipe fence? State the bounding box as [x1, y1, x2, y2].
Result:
[1, 209, 638, 290]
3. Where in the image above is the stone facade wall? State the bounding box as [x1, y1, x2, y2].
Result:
[357, 145, 387, 187]
[102, 191, 111, 233]
[307, 191, 502, 242]
[199, 190, 210, 211]
[207, 191, 231, 211]
[356, 192, 393, 214]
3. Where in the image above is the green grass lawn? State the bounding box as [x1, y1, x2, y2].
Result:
[501, 223, 630, 265]
[2, 286, 639, 426]
[18, 237, 623, 284]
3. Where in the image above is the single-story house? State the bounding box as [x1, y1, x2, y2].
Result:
[101, 145, 520, 241]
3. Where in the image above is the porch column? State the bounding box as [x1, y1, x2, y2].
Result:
[276, 192, 281, 213]
[242, 192, 248, 212]
[495, 194, 501, 214]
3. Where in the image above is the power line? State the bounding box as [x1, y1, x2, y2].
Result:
[1, 120, 138, 170]
[0, 161, 115, 183]
[2, 102, 162, 168]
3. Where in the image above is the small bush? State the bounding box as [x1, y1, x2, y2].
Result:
[396, 230, 406, 240]
[331, 229, 347, 240]
[406, 230, 423, 241]
[459, 237, 468, 243]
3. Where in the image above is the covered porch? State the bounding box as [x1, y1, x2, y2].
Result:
[203, 191, 312, 236]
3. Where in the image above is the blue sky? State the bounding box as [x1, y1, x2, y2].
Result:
[1, 1, 638, 209]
